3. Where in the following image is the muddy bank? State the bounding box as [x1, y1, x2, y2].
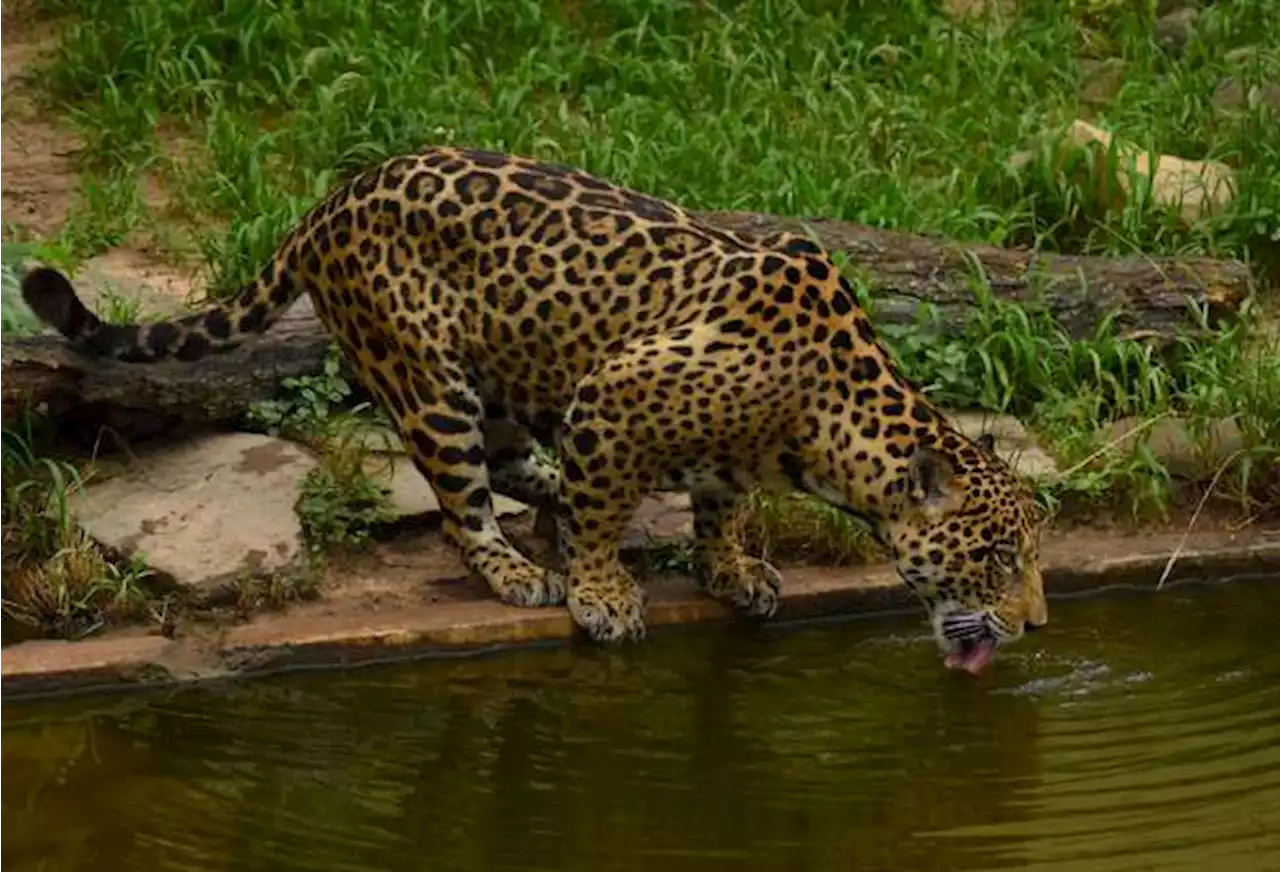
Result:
[3, 525, 1276, 701]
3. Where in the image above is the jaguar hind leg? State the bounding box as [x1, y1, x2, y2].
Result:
[483, 415, 564, 557]
[377, 377, 566, 608]
[483, 417, 561, 508]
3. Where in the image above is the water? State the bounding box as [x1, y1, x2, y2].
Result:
[4, 577, 1279, 872]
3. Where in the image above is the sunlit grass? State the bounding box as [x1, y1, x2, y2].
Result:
[21, 0, 1278, 278]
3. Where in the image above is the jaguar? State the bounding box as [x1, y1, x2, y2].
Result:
[21, 145, 1048, 672]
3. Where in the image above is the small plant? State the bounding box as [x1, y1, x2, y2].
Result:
[247, 344, 366, 441]
[733, 491, 881, 567]
[295, 409, 395, 552]
[1, 245, 43, 336]
[296, 466, 391, 552]
[641, 541, 699, 575]
[4, 547, 117, 639]
[94, 282, 145, 325]
[230, 567, 320, 620]
[2, 420, 84, 562]
[55, 170, 150, 262]
[248, 345, 397, 553]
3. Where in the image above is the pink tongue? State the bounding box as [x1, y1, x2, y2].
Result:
[944, 638, 997, 675]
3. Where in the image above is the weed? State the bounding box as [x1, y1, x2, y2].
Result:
[245, 347, 396, 552]
[0, 244, 42, 336]
[2, 418, 84, 561]
[733, 491, 880, 567]
[1171, 305, 1280, 510]
[2, 548, 153, 639]
[93, 282, 145, 325]
[1, 416, 156, 640]
[294, 409, 395, 553]
[637, 541, 699, 576]
[230, 566, 320, 619]
[54, 169, 150, 263]
[246, 344, 371, 441]
[245, 345, 397, 550]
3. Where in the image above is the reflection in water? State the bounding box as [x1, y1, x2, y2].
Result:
[4, 577, 1280, 871]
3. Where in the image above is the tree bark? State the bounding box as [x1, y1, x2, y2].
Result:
[2, 211, 1256, 427]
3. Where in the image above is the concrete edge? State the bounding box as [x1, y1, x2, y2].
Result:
[3, 529, 1277, 702]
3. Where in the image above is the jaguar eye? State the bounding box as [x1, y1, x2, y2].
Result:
[991, 548, 1017, 573]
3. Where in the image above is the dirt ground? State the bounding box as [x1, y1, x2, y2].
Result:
[2, 10, 76, 238]
[1, 9, 201, 309]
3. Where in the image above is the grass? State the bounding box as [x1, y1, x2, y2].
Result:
[1, 415, 156, 640]
[14, 0, 1280, 279]
[3, 250, 160, 636]
[0, 0, 1276, 599]
[0, 244, 43, 335]
[293, 408, 396, 555]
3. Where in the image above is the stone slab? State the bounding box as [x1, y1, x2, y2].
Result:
[950, 410, 1062, 481]
[72, 433, 317, 597]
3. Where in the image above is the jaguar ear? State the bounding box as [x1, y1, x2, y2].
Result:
[906, 446, 959, 511]
[976, 432, 997, 454]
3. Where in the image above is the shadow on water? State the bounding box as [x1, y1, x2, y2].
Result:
[4, 576, 1280, 872]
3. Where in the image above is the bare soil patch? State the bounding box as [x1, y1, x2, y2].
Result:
[2, 12, 200, 306]
[1, 10, 79, 238]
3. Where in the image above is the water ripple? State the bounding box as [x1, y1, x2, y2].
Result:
[3, 578, 1279, 872]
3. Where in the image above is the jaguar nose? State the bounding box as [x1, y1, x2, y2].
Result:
[1023, 619, 1044, 634]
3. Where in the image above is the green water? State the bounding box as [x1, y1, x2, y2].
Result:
[4, 577, 1279, 872]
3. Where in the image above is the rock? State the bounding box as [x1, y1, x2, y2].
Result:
[1101, 416, 1245, 480]
[354, 424, 684, 538]
[1212, 77, 1280, 115]
[1080, 58, 1126, 108]
[942, 0, 1016, 20]
[950, 411, 1062, 482]
[363, 446, 695, 552]
[1155, 7, 1198, 54]
[363, 453, 531, 521]
[1224, 46, 1262, 66]
[353, 427, 705, 546]
[1011, 119, 1236, 226]
[71, 434, 317, 598]
[621, 493, 693, 551]
[351, 421, 532, 519]
[360, 414, 1060, 549]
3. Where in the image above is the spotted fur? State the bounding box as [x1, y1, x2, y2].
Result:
[22, 146, 1048, 658]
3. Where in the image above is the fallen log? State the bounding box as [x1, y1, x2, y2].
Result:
[707, 211, 1253, 339]
[1, 211, 1255, 427]
[2, 296, 328, 430]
